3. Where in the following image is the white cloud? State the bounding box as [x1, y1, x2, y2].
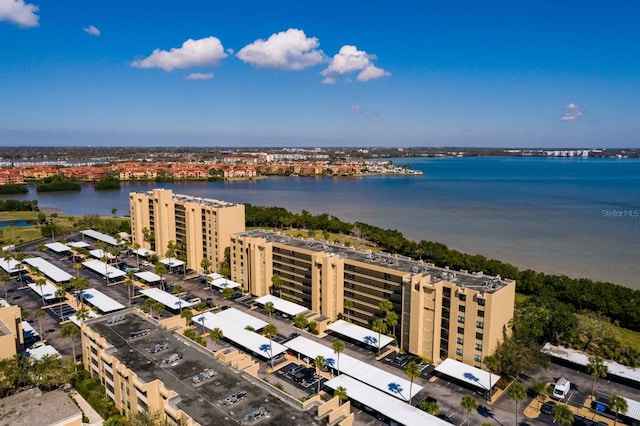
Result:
[561, 103, 582, 121]
[0, 0, 39, 28]
[185, 72, 213, 80]
[236, 28, 325, 70]
[322, 45, 390, 83]
[83, 25, 100, 36]
[131, 37, 227, 72]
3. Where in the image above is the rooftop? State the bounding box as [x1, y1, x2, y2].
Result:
[237, 230, 514, 293]
[0, 388, 82, 426]
[133, 189, 241, 209]
[87, 310, 317, 426]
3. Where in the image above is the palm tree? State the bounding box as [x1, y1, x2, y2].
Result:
[181, 309, 193, 327]
[124, 278, 134, 306]
[405, 360, 421, 405]
[33, 309, 45, 340]
[262, 323, 278, 368]
[371, 318, 387, 356]
[60, 322, 79, 360]
[332, 339, 345, 374]
[385, 310, 399, 341]
[483, 354, 500, 401]
[73, 262, 82, 278]
[343, 299, 353, 322]
[221, 287, 233, 300]
[508, 382, 527, 426]
[209, 327, 224, 344]
[133, 242, 141, 268]
[313, 355, 326, 394]
[165, 240, 176, 270]
[152, 301, 164, 319]
[263, 301, 275, 319]
[461, 394, 478, 425]
[1, 274, 10, 301]
[55, 288, 66, 319]
[586, 356, 608, 400]
[419, 400, 440, 415]
[200, 257, 211, 274]
[155, 262, 167, 292]
[552, 403, 574, 426]
[334, 386, 348, 405]
[35, 278, 47, 306]
[111, 208, 117, 217]
[271, 274, 283, 297]
[378, 300, 393, 315]
[71, 277, 89, 309]
[608, 394, 628, 426]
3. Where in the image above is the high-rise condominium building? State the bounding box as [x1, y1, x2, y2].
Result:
[129, 189, 245, 273]
[230, 230, 515, 367]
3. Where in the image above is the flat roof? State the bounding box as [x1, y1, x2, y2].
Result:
[23, 257, 73, 282]
[133, 248, 155, 257]
[434, 358, 500, 391]
[78, 288, 125, 312]
[68, 310, 99, 327]
[90, 249, 116, 260]
[27, 281, 59, 300]
[80, 229, 119, 246]
[67, 241, 90, 248]
[325, 375, 449, 426]
[623, 396, 640, 422]
[208, 276, 240, 290]
[23, 342, 60, 359]
[160, 258, 185, 267]
[45, 242, 71, 253]
[327, 319, 394, 349]
[0, 257, 21, 274]
[0, 389, 82, 426]
[135, 270, 162, 282]
[22, 320, 39, 339]
[140, 288, 197, 310]
[543, 343, 640, 385]
[254, 295, 308, 317]
[215, 307, 267, 331]
[82, 259, 127, 279]
[284, 336, 422, 401]
[192, 312, 286, 360]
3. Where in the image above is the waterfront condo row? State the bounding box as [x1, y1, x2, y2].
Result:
[130, 189, 515, 367]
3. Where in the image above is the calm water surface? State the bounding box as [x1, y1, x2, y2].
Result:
[3, 157, 639, 289]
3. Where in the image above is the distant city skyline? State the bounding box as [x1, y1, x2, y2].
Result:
[1, 1, 639, 148]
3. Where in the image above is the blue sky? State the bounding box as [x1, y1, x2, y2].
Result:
[1, 1, 639, 148]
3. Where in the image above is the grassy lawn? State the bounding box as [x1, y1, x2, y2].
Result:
[614, 324, 640, 349]
[0, 211, 106, 246]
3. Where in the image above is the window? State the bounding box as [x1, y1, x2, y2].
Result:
[477, 310, 485, 317]
[456, 337, 464, 345]
[475, 332, 483, 340]
[459, 293, 466, 301]
[477, 298, 485, 306]
[475, 343, 483, 351]
[457, 326, 464, 334]
[459, 305, 466, 312]
[456, 348, 463, 356]
[476, 321, 484, 329]
[474, 354, 482, 363]
[457, 316, 465, 323]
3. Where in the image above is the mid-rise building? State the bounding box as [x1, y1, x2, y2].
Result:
[129, 189, 245, 273]
[0, 299, 23, 360]
[230, 230, 515, 367]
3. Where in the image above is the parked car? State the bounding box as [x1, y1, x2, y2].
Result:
[541, 401, 556, 415]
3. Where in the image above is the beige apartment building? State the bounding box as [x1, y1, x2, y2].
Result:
[231, 230, 515, 367]
[0, 300, 23, 360]
[129, 189, 245, 273]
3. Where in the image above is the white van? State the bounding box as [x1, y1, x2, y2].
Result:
[552, 377, 571, 400]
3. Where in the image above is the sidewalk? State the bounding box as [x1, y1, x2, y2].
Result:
[69, 390, 104, 426]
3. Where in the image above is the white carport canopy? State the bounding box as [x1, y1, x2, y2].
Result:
[160, 258, 185, 267]
[0, 257, 21, 274]
[23, 343, 60, 360]
[133, 248, 155, 257]
[254, 295, 307, 317]
[78, 288, 125, 312]
[67, 241, 90, 249]
[140, 288, 196, 310]
[68, 310, 99, 327]
[135, 271, 162, 283]
[434, 358, 500, 391]
[192, 312, 286, 360]
[324, 375, 450, 426]
[89, 249, 115, 260]
[327, 319, 394, 349]
[284, 336, 422, 401]
[22, 320, 39, 341]
[45, 242, 71, 253]
[23, 257, 73, 283]
[215, 307, 267, 331]
[208, 277, 240, 290]
[82, 259, 126, 279]
[80, 229, 119, 246]
[27, 281, 59, 300]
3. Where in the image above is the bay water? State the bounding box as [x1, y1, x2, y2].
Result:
[3, 157, 639, 289]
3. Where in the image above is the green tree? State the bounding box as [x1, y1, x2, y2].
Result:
[55, 288, 67, 319]
[0, 274, 10, 301]
[418, 400, 440, 415]
[221, 287, 233, 300]
[508, 382, 527, 426]
[124, 278, 134, 306]
[343, 299, 353, 322]
[552, 403, 574, 426]
[313, 355, 326, 393]
[371, 318, 387, 355]
[263, 301, 275, 319]
[332, 339, 345, 374]
[33, 309, 46, 340]
[379, 300, 393, 315]
[405, 360, 421, 405]
[262, 323, 278, 368]
[461, 394, 477, 425]
[271, 274, 283, 297]
[334, 385, 348, 405]
[586, 356, 608, 400]
[60, 322, 79, 361]
[155, 262, 167, 292]
[532, 381, 551, 409]
[35, 278, 47, 306]
[385, 310, 399, 341]
[608, 394, 628, 426]
[181, 309, 193, 326]
[152, 301, 164, 319]
[111, 208, 117, 217]
[209, 327, 223, 344]
[294, 313, 308, 329]
[483, 354, 500, 401]
[200, 257, 211, 274]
